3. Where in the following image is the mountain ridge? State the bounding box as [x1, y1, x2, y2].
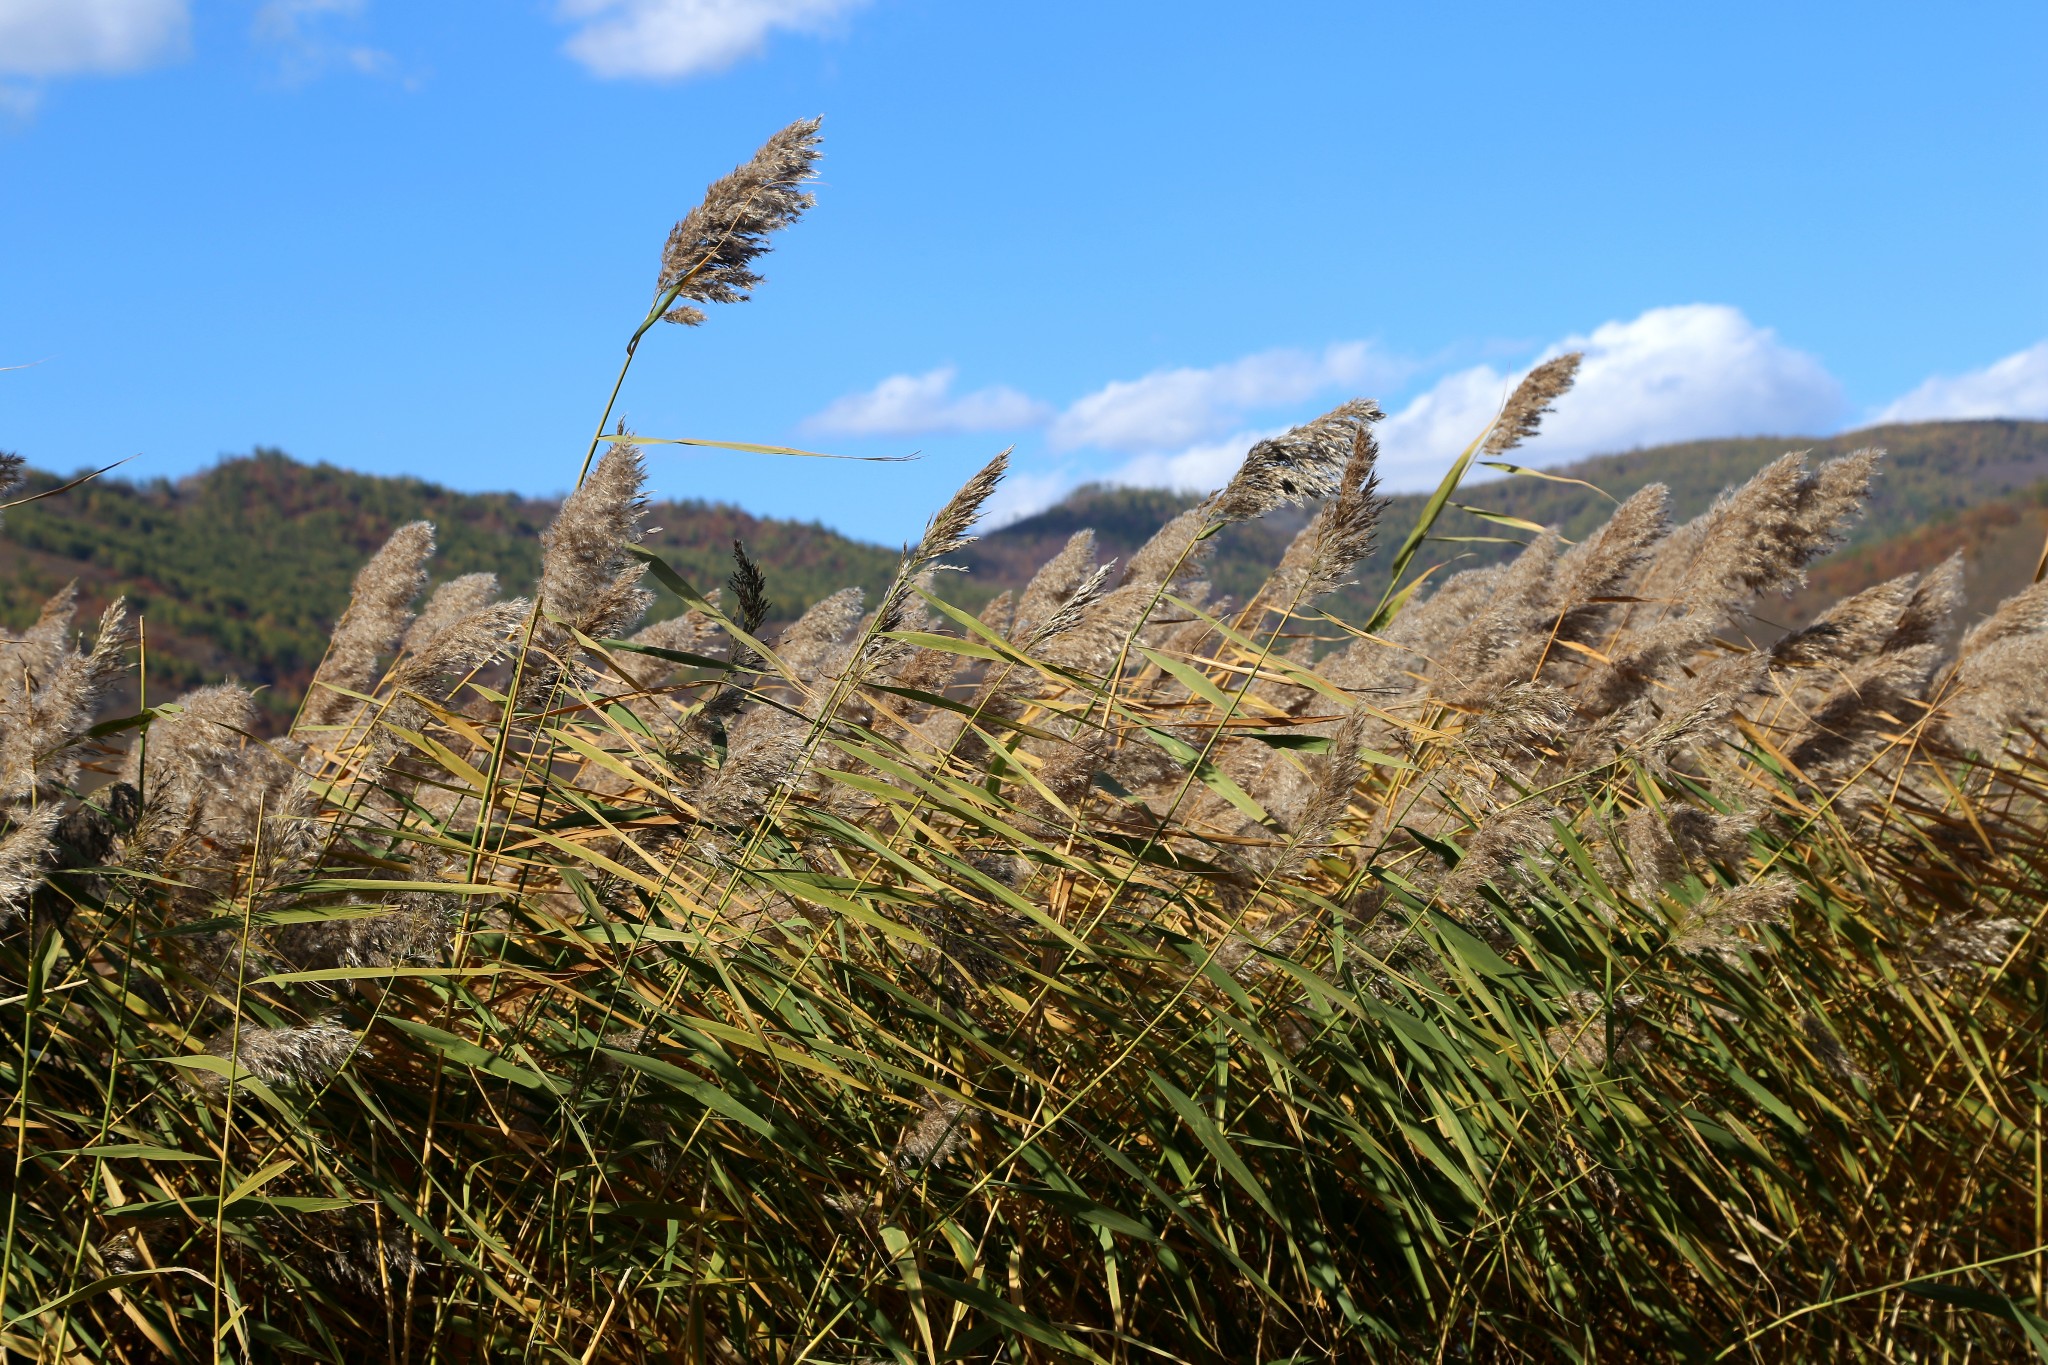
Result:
[3, 418, 2043, 720]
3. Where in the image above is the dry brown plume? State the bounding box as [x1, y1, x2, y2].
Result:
[299, 521, 433, 731]
[654, 116, 823, 326]
[1482, 352, 1582, 458]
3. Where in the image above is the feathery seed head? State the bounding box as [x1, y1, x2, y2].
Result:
[1483, 353, 1582, 458]
[0, 599, 133, 804]
[1890, 553, 1963, 654]
[1121, 506, 1212, 590]
[863, 452, 1009, 659]
[1013, 530, 1099, 639]
[1261, 708, 1370, 878]
[1212, 399, 1381, 525]
[1915, 916, 2025, 977]
[1667, 805, 1755, 870]
[1621, 806, 1685, 899]
[630, 608, 719, 658]
[1552, 484, 1670, 610]
[1674, 880, 1797, 957]
[655, 116, 823, 324]
[539, 435, 646, 625]
[1456, 682, 1574, 765]
[403, 573, 500, 655]
[18, 581, 80, 681]
[1438, 803, 1562, 908]
[125, 683, 258, 805]
[0, 804, 62, 926]
[1772, 573, 1920, 667]
[395, 601, 529, 687]
[915, 450, 1009, 568]
[578, 565, 656, 641]
[895, 1093, 970, 1173]
[1299, 421, 1384, 601]
[1649, 450, 1878, 634]
[1941, 628, 2048, 753]
[775, 587, 865, 679]
[301, 521, 434, 730]
[1956, 576, 2048, 659]
[727, 541, 771, 636]
[1029, 561, 1116, 645]
[201, 1020, 359, 1091]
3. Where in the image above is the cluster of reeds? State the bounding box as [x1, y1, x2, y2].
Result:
[3, 122, 2044, 1363]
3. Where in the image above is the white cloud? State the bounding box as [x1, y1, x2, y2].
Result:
[0, 0, 188, 77]
[1101, 428, 1285, 496]
[557, 0, 866, 80]
[1049, 342, 1404, 454]
[1376, 304, 1845, 487]
[254, 0, 400, 83]
[0, 82, 41, 117]
[982, 425, 1295, 528]
[979, 467, 1078, 530]
[1874, 341, 2048, 423]
[804, 366, 1050, 438]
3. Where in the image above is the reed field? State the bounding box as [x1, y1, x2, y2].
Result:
[3, 118, 2045, 1362]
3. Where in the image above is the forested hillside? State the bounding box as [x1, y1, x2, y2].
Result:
[3, 418, 2043, 721]
[0, 450, 902, 719]
[964, 418, 2048, 628]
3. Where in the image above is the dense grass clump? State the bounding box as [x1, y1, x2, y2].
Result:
[2, 121, 2045, 1363]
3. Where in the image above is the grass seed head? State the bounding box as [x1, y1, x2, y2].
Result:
[655, 115, 823, 324]
[1482, 352, 1582, 458]
[403, 572, 501, 655]
[1212, 398, 1381, 525]
[301, 521, 433, 730]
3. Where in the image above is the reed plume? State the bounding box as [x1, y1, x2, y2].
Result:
[1483, 352, 1582, 457]
[774, 587, 865, 681]
[201, 1020, 359, 1091]
[1211, 399, 1380, 525]
[0, 804, 61, 926]
[0, 596, 131, 806]
[654, 116, 823, 326]
[403, 572, 501, 654]
[299, 521, 433, 731]
[538, 434, 648, 629]
[1011, 530, 1099, 641]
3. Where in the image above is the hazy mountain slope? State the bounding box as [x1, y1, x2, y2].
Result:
[3, 420, 2041, 722]
[0, 449, 904, 719]
[966, 419, 2048, 626]
[1783, 477, 2048, 629]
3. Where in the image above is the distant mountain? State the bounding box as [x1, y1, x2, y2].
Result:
[965, 418, 2048, 629]
[0, 450, 903, 722]
[4, 420, 2043, 723]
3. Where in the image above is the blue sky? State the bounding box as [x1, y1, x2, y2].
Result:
[2, 1, 2044, 544]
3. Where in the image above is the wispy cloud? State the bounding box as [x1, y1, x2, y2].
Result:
[1376, 305, 1845, 486]
[804, 366, 1050, 438]
[1875, 341, 2048, 424]
[868, 308, 1956, 529]
[1049, 342, 1404, 453]
[253, 0, 402, 84]
[1099, 428, 1285, 496]
[0, 0, 189, 78]
[557, 0, 867, 80]
[979, 466, 1079, 531]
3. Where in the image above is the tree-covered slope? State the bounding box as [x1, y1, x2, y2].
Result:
[4, 419, 2043, 721]
[0, 450, 903, 719]
[966, 418, 2048, 627]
